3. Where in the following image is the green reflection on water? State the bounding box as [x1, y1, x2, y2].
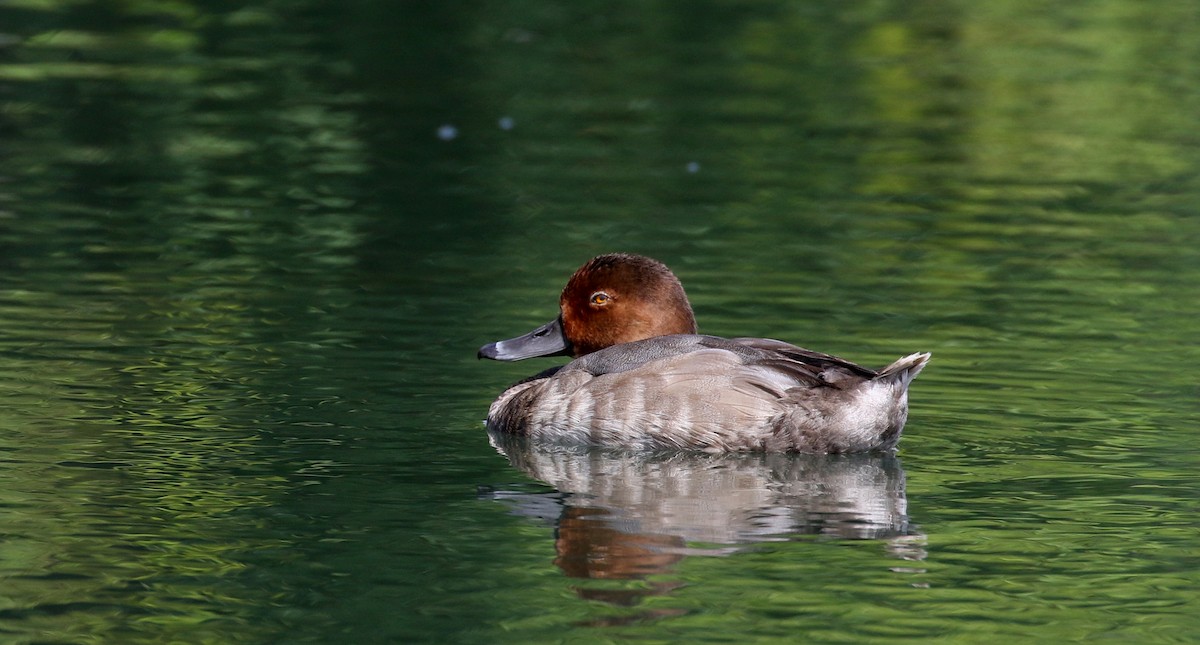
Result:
[1, 0, 1198, 643]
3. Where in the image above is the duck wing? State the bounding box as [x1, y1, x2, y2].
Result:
[726, 337, 879, 380]
[599, 336, 866, 392]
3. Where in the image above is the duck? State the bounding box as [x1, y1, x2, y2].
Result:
[478, 253, 929, 453]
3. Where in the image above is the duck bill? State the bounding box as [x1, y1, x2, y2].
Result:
[478, 317, 572, 361]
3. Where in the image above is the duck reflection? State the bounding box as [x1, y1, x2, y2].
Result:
[484, 431, 926, 588]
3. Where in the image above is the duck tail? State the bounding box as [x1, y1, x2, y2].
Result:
[876, 352, 930, 389]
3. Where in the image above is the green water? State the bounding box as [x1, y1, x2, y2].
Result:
[1, 1, 1198, 643]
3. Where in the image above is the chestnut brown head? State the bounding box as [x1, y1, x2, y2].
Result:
[479, 253, 697, 361]
[558, 254, 697, 357]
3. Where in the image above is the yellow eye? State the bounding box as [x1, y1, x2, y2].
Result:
[590, 292, 611, 306]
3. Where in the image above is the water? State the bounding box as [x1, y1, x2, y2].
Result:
[1, 1, 1198, 642]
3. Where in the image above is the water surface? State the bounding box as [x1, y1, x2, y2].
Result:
[1, 1, 1198, 643]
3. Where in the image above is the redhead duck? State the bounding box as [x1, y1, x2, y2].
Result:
[478, 253, 930, 453]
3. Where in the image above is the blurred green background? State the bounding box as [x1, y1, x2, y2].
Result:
[1, 1, 1197, 642]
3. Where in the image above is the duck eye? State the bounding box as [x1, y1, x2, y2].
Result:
[590, 291, 611, 306]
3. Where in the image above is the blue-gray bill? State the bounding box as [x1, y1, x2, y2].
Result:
[478, 317, 572, 361]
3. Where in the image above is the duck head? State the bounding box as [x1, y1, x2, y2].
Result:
[479, 253, 698, 361]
